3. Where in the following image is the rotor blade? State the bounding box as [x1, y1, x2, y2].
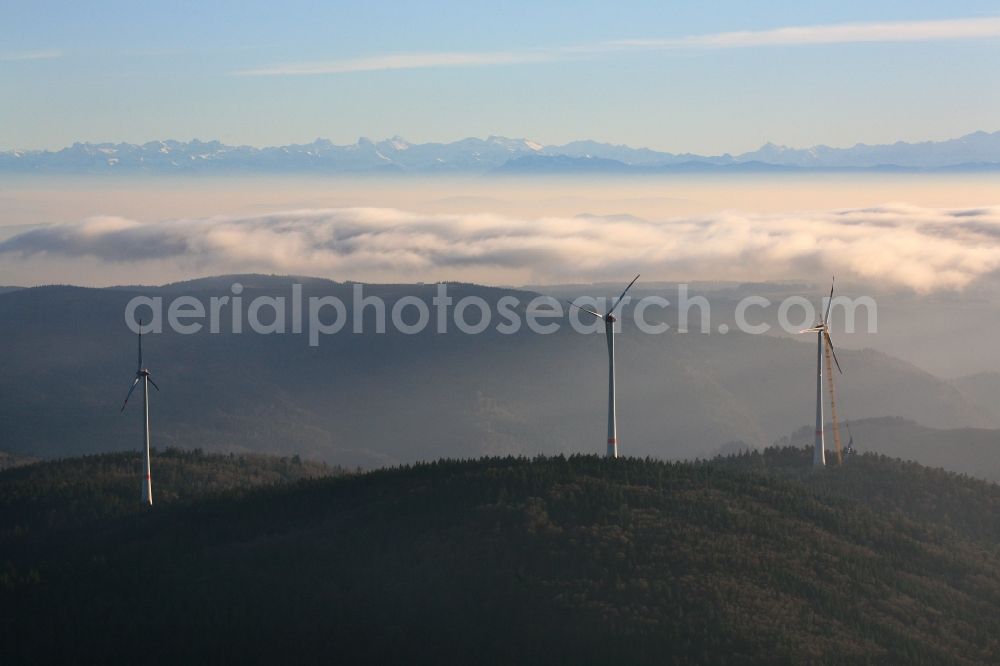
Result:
[824, 330, 843, 374]
[798, 327, 823, 334]
[121, 377, 140, 412]
[137, 319, 143, 371]
[609, 274, 640, 315]
[567, 300, 603, 319]
[148, 377, 160, 392]
[823, 277, 835, 324]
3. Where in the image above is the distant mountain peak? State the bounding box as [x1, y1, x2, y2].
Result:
[3, 130, 999, 173]
[387, 135, 411, 150]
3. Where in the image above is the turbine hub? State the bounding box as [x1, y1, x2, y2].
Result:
[606, 314, 616, 323]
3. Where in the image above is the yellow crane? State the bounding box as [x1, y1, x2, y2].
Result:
[800, 277, 844, 467]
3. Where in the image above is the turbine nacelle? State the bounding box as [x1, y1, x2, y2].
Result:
[797, 277, 842, 375]
[567, 274, 640, 324]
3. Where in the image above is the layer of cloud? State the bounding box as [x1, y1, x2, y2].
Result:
[614, 16, 1000, 49]
[235, 16, 1000, 76]
[0, 49, 62, 62]
[1, 205, 999, 291]
[237, 50, 557, 76]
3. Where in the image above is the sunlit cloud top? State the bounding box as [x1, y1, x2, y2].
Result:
[1, 205, 998, 292]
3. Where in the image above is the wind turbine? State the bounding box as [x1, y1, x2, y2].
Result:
[568, 274, 640, 458]
[843, 419, 856, 459]
[121, 320, 159, 505]
[799, 279, 843, 467]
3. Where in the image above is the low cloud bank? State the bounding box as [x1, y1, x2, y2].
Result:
[1, 204, 998, 291]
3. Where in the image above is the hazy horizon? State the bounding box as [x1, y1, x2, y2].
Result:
[5, 126, 1000, 154]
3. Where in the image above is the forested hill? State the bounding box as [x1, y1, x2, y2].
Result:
[0, 448, 338, 531]
[3, 450, 1000, 665]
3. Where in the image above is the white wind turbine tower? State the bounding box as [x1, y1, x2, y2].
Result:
[799, 279, 843, 468]
[569, 275, 640, 458]
[121, 320, 159, 505]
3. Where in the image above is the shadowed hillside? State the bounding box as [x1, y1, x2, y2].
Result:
[2, 450, 1000, 664]
[779, 417, 1000, 482]
[0, 277, 990, 468]
[955, 372, 1000, 420]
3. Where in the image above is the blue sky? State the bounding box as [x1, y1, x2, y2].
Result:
[2, 1, 1000, 152]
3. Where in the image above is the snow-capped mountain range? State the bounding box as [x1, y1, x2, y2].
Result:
[3, 131, 1000, 174]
